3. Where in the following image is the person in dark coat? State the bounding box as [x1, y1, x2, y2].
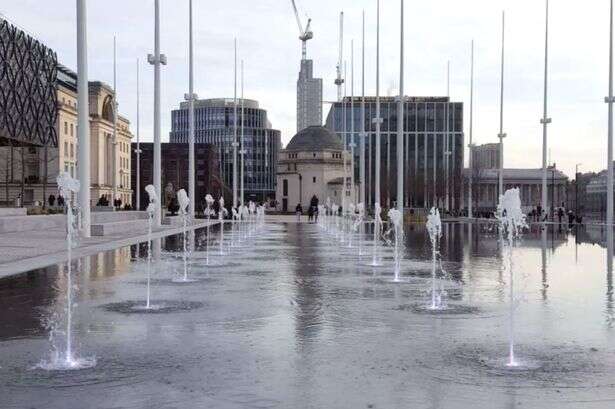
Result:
[295, 203, 303, 221]
[48, 194, 56, 207]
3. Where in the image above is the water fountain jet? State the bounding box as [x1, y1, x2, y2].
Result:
[496, 188, 528, 368]
[36, 172, 96, 371]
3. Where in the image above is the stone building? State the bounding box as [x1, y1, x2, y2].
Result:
[463, 167, 568, 215]
[276, 126, 355, 213]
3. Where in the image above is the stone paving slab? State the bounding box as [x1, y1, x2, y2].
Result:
[0, 219, 220, 278]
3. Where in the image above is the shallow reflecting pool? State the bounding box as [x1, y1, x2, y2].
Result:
[1, 222, 614, 408]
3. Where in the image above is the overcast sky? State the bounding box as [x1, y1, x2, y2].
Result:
[1, 0, 612, 177]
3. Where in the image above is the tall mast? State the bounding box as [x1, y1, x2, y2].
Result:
[76, 0, 91, 236]
[360, 10, 366, 205]
[112, 36, 118, 206]
[187, 0, 196, 219]
[608, 0, 614, 227]
[374, 0, 381, 207]
[497, 11, 506, 197]
[232, 39, 238, 208]
[240, 59, 245, 206]
[468, 40, 474, 218]
[397, 0, 404, 213]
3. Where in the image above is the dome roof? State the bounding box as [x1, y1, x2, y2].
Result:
[285, 126, 342, 151]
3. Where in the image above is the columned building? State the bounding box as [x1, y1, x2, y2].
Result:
[325, 96, 464, 210]
[297, 59, 323, 132]
[463, 167, 568, 215]
[44, 66, 133, 206]
[169, 98, 280, 202]
[276, 126, 355, 213]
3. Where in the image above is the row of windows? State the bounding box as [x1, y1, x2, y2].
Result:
[61, 97, 76, 109]
[172, 107, 267, 130]
[327, 102, 463, 133]
[63, 141, 75, 159]
[63, 121, 74, 136]
[286, 152, 342, 160]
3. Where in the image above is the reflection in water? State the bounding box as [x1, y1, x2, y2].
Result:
[541, 228, 548, 302]
[287, 223, 324, 348]
[607, 228, 614, 326]
[0, 247, 134, 341]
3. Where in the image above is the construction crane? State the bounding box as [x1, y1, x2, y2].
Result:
[291, 0, 313, 60]
[334, 11, 344, 101]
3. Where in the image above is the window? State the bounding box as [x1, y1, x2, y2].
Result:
[64, 142, 68, 157]
[70, 143, 74, 158]
[70, 123, 73, 136]
[64, 122, 68, 134]
[313, 177, 316, 183]
[283, 179, 288, 196]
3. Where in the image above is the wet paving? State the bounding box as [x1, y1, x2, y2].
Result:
[1, 222, 615, 408]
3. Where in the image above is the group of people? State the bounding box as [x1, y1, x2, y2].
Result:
[295, 195, 320, 223]
[527, 204, 582, 225]
[47, 194, 65, 208]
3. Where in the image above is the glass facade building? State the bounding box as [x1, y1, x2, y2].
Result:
[0, 16, 58, 148]
[325, 96, 464, 210]
[170, 98, 281, 202]
[297, 59, 323, 132]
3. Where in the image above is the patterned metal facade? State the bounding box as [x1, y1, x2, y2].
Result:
[0, 17, 58, 147]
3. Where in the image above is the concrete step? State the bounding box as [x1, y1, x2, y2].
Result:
[91, 219, 149, 237]
[91, 211, 148, 224]
[0, 208, 27, 217]
[0, 214, 66, 234]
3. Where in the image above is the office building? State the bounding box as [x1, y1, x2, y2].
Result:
[325, 96, 464, 210]
[169, 98, 280, 202]
[131, 142, 223, 212]
[297, 59, 323, 132]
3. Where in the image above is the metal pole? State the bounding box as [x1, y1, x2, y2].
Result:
[360, 10, 366, 205]
[344, 61, 348, 205]
[76, 0, 91, 237]
[468, 40, 474, 218]
[188, 0, 196, 219]
[541, 0, 551, 222]
[147, 0, 166, 227]
[397, 0, 404, 213]
[136, 58, 140, 210]
[498, 11, 506, 197]
[445, 60, 450, 212]
[374, 0, 382, 207]
[112, 36, 118, 206]
[233, 39, 238, 208]
[351, 40, 355, 204]
[608, 0, 614, 227]
[240, 59, 245, 206]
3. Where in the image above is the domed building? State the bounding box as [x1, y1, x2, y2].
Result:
[276, 126, 356, 213]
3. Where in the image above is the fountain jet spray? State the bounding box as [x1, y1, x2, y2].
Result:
[177, 189, 191, 281]
[145, 184, 158, 308]
[426, 208, 444, 309]
[497, 188, 528, 367]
